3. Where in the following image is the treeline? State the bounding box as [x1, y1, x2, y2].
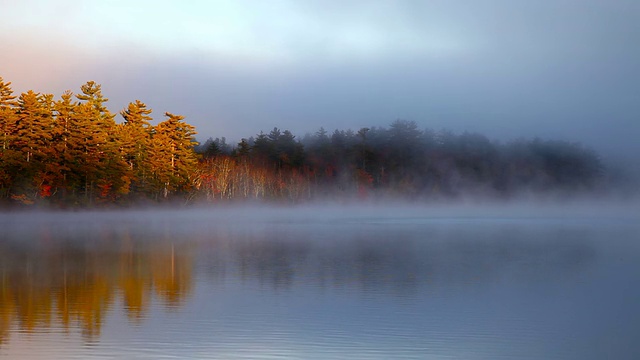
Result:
[0, 77, 198, 206]
[0, 76, 604, 206]
[196, 123, 604, 201]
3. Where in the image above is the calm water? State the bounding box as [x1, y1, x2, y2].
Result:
[0, 205, 639, 359]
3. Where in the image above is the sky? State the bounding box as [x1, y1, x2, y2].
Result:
[1, 0, 638, 161]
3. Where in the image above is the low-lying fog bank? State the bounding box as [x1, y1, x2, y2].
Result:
[1, 199, 638, 228]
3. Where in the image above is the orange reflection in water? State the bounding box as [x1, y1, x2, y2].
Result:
[0, 236, 193, 345]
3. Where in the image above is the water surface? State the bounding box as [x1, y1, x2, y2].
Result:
[1, 205, 639, 359]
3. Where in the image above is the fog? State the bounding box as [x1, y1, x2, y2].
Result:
[3, 201, 630, 295]
[2, 202, 639, 359]
[3, 200, 638, 233]
[2, 1, 639, 163]
[2, 1, 640, 357]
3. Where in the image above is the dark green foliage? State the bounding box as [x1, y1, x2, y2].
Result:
[294, 123, 605, 199]
[198, 120, 605, 202]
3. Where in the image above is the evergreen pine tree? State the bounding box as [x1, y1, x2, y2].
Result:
[0, 77, 18, 197]
[148, 112, 198, 199]
[51, 91, 77, 197]
[74, 81, 127, 202]
[14, 91, 55, 198]
[119, 100, 154, 194]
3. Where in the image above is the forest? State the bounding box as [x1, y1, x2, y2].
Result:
[0, 76, 605, 207]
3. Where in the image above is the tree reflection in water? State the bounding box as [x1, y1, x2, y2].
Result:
[0, 213, 599, 347]
[0, 224, 193, 344]
[217, 227, 597, 293]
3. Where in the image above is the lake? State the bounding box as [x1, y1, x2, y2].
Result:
[1, 204, 639, 359]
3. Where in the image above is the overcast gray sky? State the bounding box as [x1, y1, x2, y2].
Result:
[1, 0, 638, 160]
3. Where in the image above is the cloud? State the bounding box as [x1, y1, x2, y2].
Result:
[1, 0, 639, 161]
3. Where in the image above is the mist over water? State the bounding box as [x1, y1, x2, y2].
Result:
[2, 1, 638, 356]
[1, 203, 639, 359]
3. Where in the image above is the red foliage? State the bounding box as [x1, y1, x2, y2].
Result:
[40, 184, 52, 198]
[98, 183, 112, 198]
[356, 169, 373, 199]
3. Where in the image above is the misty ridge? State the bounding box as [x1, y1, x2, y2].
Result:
[0, 76, 635, 208]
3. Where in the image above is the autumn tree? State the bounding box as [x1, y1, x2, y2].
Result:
[119, 100, 154, 195]
[0, 77, 17, 151]
[13, 91, 55, 199]
[0, 78, 18, 198]
[49, 91, 77, 198]
[69, 81, 127, 203]
[148, 112, 198, 199]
